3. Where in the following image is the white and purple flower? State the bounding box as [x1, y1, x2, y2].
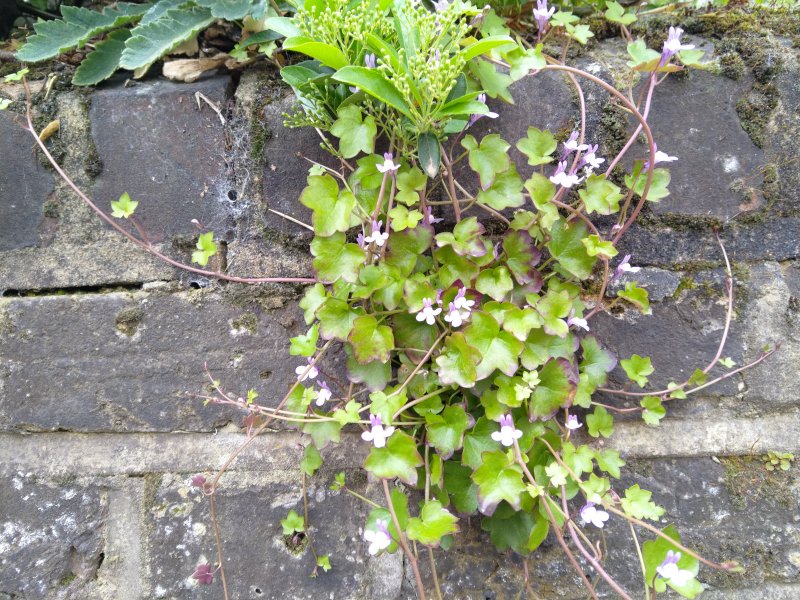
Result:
[364, 519, 392, 555]
[295, 358, 319, 382]
[364, 53, 377, 69]
[533, 0, 555, 33]
[613, 254, 641, 280]
[579, 502, 610, 528]
[660, 26, 694, 66]
[563, 131, 589, 155]
[468, 93, 499, 128]
[643, 144, 678, 168]
[415, 297, 442, 325]
[314, 381, 332, 406]
[565, 413, 582, 430]
[376, 152, 400, 174]
[549, 161, 582, 188]
[581, 144, 605, 171]
[364, 219, 390, 247]
[656, 551, 694, 586]
[491, 414, 523, 447]
[361, 414, 395, 448]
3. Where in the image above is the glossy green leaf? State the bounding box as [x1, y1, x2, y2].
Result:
[530, 358, 578, 420]
[516, 127, 557, 166]
[426, 405, 473, 460]
[621, 354, 654, 387]
[546, 220, 596, 280]
[462, 134, 511, 190]
[364, 431, 424, 485]
[579, 174, 624, 215]
[472, 450, 527, 515]
[464, 311, 524, 380]
[586, 405, 614, 438]
[406, 500, 459, 546]
[621, 484, 665, 520]
[330, 105, 377, 158]
[311, 233, 366, 283]
[333, 66, 413, 119]
[283, 36, 349, 69]
[435, 333, 482, 388]
[349, 315, 394, 364]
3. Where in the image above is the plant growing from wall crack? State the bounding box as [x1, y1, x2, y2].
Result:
[9, 0, 781, 598]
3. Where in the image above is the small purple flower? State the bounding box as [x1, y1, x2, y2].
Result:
[361, 414, 395, 448]
[452, 286, 475, 311]
[433, 0, 449, 11]
[579, 502, 610, 528]
[357, 231, 366, 248]
[533, 0, 555, 33]
[364, 53, 377, 69]
[565, 413, 582, 430]
[434, 288, 443, 305]
[315, 381, 332, 406]
[549, 161, 581, 188]
[613, 254, 641, 280]
[423, 206, 443, 226]
[643, 143, 678, 168]
[295, 357, 319, 381]
[433, 49, 441, 63]
[376, 152, 400, 174]
[443, 303, 469, 328]
[563, 131, 589, 156]
[415, 297, 442, 325]
[364, 219, 389, 247]
[567, 311, 589, 332]
[468, 93, 499, 127]
[660, 26, 694, 66]
[192, 563, 214, 585]
[657, 551, 694, 586]
[364, 519, 392, 555]
[491, 414, 523, 447]
[580, 144, 605, 171]
[191, 474, 207, 489]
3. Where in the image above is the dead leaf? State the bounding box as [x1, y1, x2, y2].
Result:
[38, 119, 60, 142]
[163, 54, 228, 83]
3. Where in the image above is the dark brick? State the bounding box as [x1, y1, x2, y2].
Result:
[0, 112, 55, 251]
[0, 290, 344, 433]
[89, 76, 236, 243]
[0, 475, 106, 599]
[144, 470, 400, 599]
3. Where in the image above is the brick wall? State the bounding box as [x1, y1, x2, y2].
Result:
[1, 27, 799, 600]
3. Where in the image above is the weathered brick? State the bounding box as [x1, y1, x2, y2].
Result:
[0, 112, 55, 252]
[0, 290, 344, 432]
[89, 76, 236, 243]
[0, 475, 106, 599]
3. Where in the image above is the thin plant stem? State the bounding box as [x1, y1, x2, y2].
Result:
[428, 547, 444, 600]
[22, 81, 316, 287]
[382, 479, 427, 600]
[628, 520, 651, 600]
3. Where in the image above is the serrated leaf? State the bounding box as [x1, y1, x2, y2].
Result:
[301, 444, 323, 476]
[464, 311, 524, 380]
[281, 509, 304, 535]
[348, 315, 394, 364]
[618, 282, 651, 314]
[586, 405, 614, 438]
[191, 231, 217, 266]
[621, 484, 665, 520]
[110, 191, 138, 219]
[641, 395, 666, 426]
[530, 358, 578, 420]
[120, 7, 214, 71]
[546, 220, 596, 280]
[17, 3, 149, 63]
[516, 127, 557, 166]
[435, 332, 482, 388]
[364, 431, 423, 485]
[406, 500, 459, 547]
[579, 174, 624, 215]
[195, 0, 253, 20]
[330, 105, 377, 158]
[582, 234, 618, 259]
[73, 29, 132, 86]
[462, 134, 511, 190]
[311, 233, 366, 284]
[299, 174, 355, 236]
[621, 354, 654, 387]
[605, 1, 636, 25]
[472, 450, 527, 516]
[425, 405, 473, 460]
